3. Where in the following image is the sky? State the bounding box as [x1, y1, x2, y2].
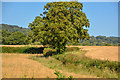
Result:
[2, 2, 118, 37]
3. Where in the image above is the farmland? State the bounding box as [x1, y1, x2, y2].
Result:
[1, 45, 119, 61]
[2, 54, 96, 78]
[1, 45, 119, 78]
[1, 1, 119, 79]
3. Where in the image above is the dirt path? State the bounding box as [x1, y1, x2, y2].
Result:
[2, 53, 96, 78]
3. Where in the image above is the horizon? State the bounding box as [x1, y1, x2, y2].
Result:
[2, 2, 118, 37]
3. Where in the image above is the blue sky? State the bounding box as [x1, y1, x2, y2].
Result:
[2, 2, 118, 37]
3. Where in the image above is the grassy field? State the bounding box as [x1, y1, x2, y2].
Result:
[1, 45, 119, 78]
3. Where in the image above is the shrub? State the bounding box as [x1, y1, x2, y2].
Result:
[54, 70, 73, 80]
[23, 47, 45, 54]
[43, 48, 56, 57]
[53, 53, 81, 65]
[65, 47, 80, 52]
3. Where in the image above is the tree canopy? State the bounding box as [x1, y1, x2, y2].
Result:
[2, 30, 26, 45]
[29, 2, 90, 53]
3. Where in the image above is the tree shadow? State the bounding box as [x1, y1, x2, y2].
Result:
[23, 47, 46, 54]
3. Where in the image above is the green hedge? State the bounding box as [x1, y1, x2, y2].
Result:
[1, 47, 28, 53]
[1, 46, 80, 54]
[1, 46, 44, 54]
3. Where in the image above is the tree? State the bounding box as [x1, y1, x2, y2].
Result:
[29, 2, 90, 53]
[82, 40, 90, 46]
[25, 31, 35, 44]
[2, 30, 12, 44]
[2, 30, 11, 37]
[3, 31, 26, 45]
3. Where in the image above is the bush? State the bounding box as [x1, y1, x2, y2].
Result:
[43, 48, 56, 57]
[53, 53, 81, 66]
[1, 46, 45, 54]
[30, 42, 41, 45]
[23, 47, 44, 54]
[104, 43, 112, 46]
[65, 47, 80, 52]
[54, 70, 73, 80]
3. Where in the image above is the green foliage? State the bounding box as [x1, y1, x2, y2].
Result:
[1, 23, 119, 46]
[2, 47, 29, 53]
[54, 70, 73, 80]
[65, 47, 80, 52]
[1, 46, 44, 54]
[79, 36, 119, 46]
[43, 48, 56, 57]
[29, 2, 90, 54]
[53, 53, 119, 73]
[2, 30, 11, 37]
[2, 31, 26, 45]
[2, 46, 79, 55]
[25, 31, 35, 44]
[81, 40, 90, 46]
[104, 43, 112, 46]
[43, 47, 80, 57]
[1, 24, 30, 35]
[54, 53, 81, 65]
[54, 70, 65, 79]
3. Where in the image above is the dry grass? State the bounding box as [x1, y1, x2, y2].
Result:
[2, 53, 96, 78]
[66, 46, 119, 61]
[79, 46, 118, 61]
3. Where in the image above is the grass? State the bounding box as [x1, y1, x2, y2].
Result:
[30, 49, 119, 78]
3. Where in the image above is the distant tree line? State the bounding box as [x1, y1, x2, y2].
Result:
[0, 24, 119, 46]
[78, 36, 119, 46]
[1, 24, 30, 35]
[1, 30, 26, 45]
[1, 30, 119, 46]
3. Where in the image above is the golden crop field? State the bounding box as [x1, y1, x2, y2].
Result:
[1, 45, 119, 78]
[2, 54, 96, 78]
[69, 46, 119, 61]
